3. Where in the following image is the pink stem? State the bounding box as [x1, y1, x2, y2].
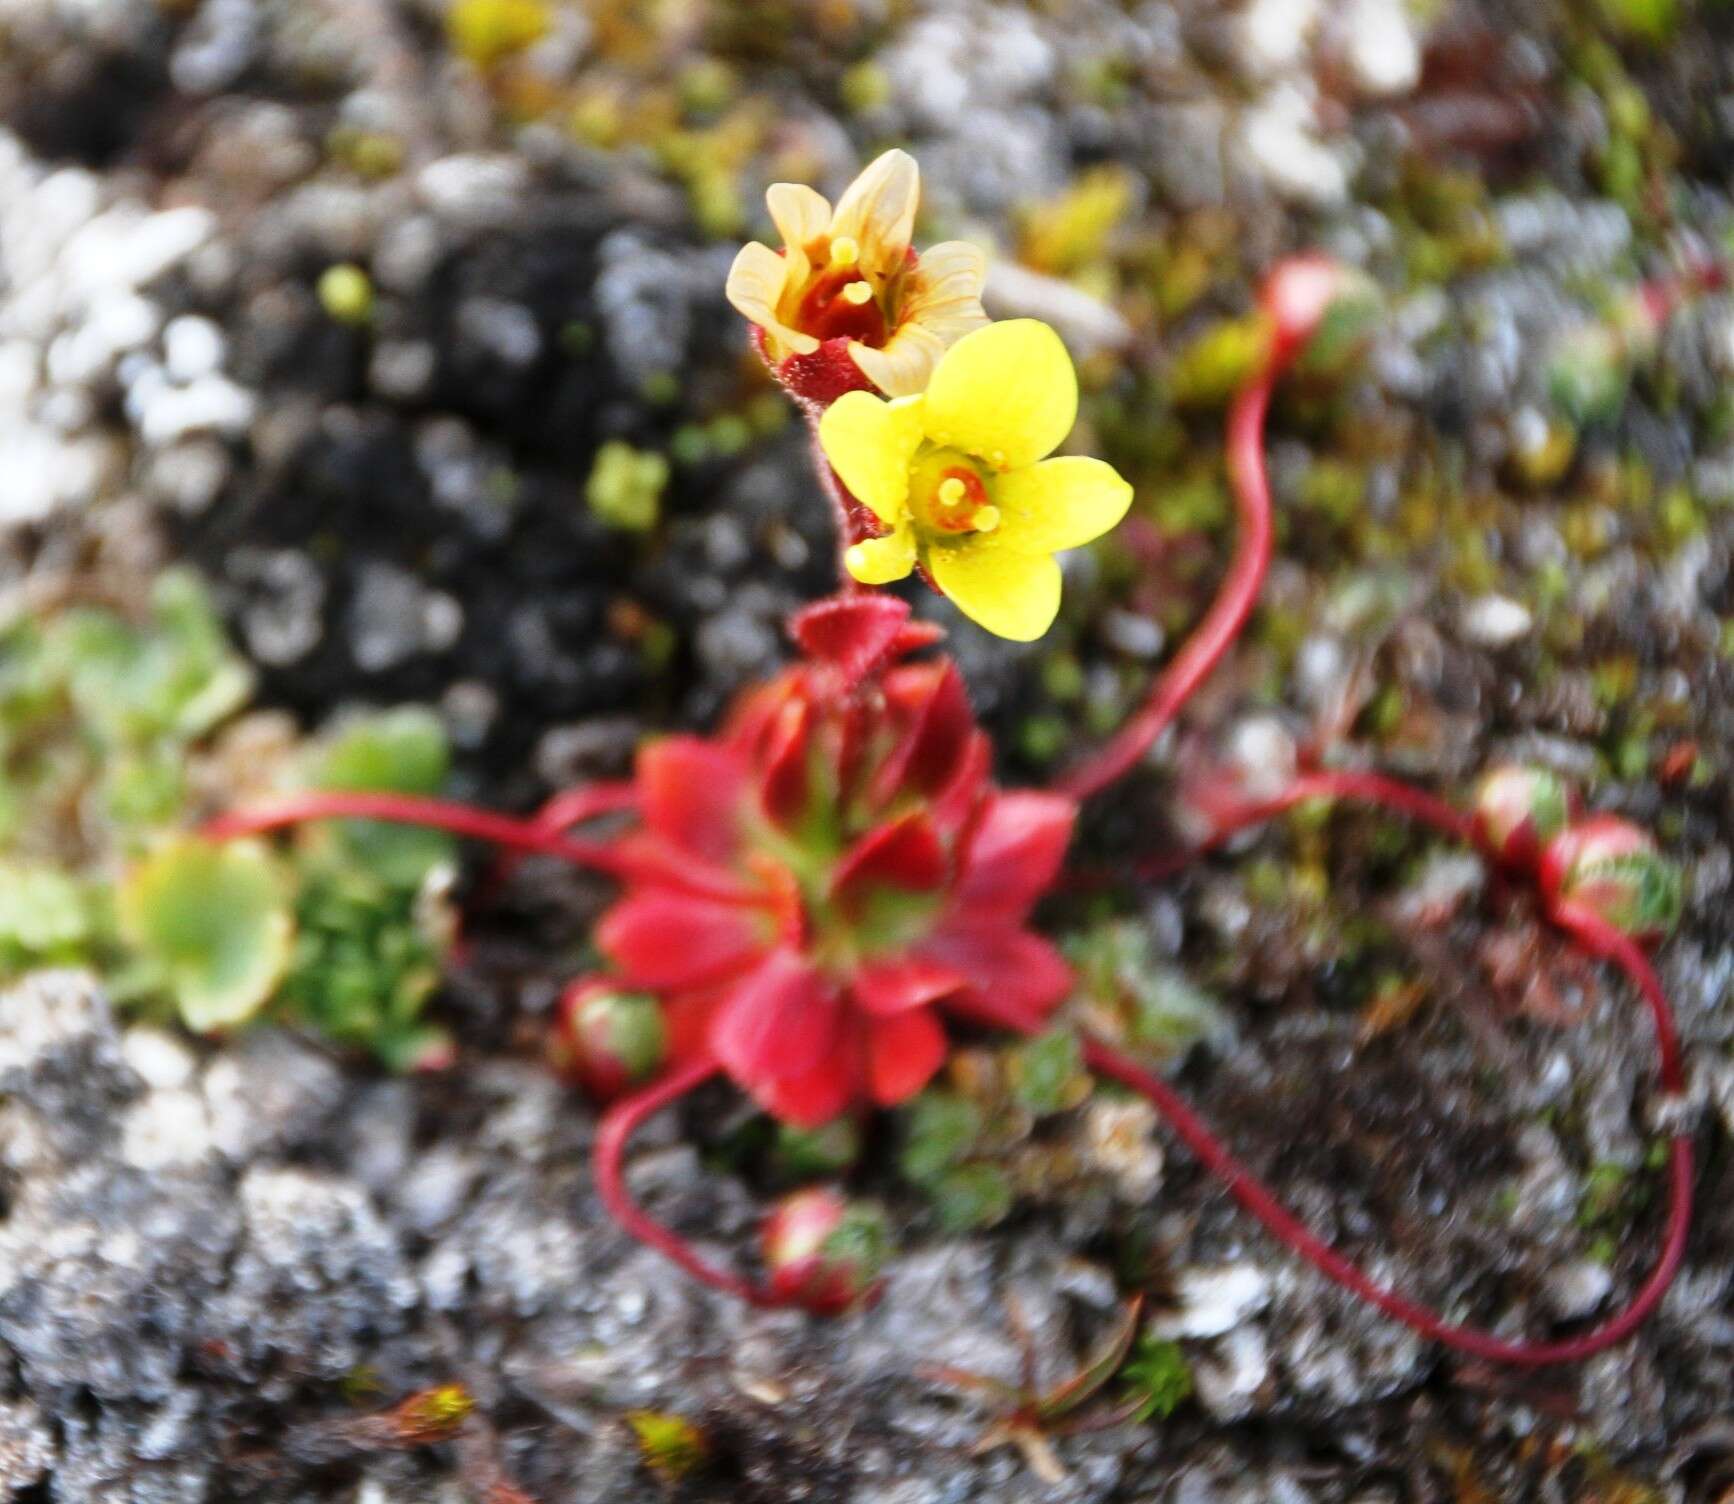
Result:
[592, 1053, 789, 1306]
[481, 780, 640, 898]
[957, 767, 1694, 1366]
[201, 790, 754, 906]
[1055, 372, 1277, 802]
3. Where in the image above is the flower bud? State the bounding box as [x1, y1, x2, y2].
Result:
[1539, 814, 1683, 941]
[1471, 764, 1571, 870]
[761, 1186, 889, 1314]
[551, 978, 667, 1101]
[1260, 256, 1380, 378]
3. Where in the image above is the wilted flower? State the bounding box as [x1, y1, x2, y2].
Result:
[818, 320, 1133, 640]
[726, 149, 988, 401]
[761, 1186, 889, 1314]
[1540, 813, 1683, 940]
[590, 593, 1076, 1125]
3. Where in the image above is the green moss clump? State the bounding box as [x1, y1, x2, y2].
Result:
[587, 441, 669, 532]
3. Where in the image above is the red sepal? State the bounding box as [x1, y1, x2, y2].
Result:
[791, 593, 915, 692]
[767, 331, 877, 408]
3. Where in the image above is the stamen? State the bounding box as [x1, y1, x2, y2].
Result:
[830, 235, 860, 268]
[841, 280, 874, 306]
[937, 477, 967, 507]
[974, 505, 1001, 532]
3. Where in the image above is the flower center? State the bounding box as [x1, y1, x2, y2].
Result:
[908, 448, 1000, 538]
[794, 237, 890, 347]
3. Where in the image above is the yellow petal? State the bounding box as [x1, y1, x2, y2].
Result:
[924, 319, 1077, 470]
[993, 457, 1133, 554]
[828, 149, 918, 279]
[927, 540, 1062, 642]
[845, 522, 917, 584]
[903, 240, 989, 343]
[765, 182, 830, 288]
[726, 242, 817, 355]
[817, 391, 927, 524]
[848, 323, 946, 398]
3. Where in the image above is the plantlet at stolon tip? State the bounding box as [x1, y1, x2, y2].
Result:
[189, 146, 1700, 1373]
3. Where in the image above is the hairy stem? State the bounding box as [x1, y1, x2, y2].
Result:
[1055, 373, 1277, 802]
[592, 1054, 789, 1306]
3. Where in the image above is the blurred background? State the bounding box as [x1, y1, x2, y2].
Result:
[3, 1, 1734, 1500]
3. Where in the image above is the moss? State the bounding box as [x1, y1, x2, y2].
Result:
[586, 441, 669, 532]
[317, 264, 374, 326]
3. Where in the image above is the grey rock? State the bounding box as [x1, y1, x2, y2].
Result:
[200, 1028, 345, 1161]
[0, 971, 139, 1161]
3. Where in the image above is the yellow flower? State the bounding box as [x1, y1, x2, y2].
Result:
[725, 149, 988, 397]
[818, 319, 1133, 642]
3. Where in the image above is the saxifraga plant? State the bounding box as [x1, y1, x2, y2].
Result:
[202, 151, 1695, 1369]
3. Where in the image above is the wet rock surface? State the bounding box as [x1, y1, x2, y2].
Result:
[4, 0, 1734, 1500]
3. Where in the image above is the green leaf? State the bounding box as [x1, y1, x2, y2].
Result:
[1008, 1027, 1088, 1115]
[899, 1090, 983, 1185]
[118, 836, 294, 1032]
[931, 1163, 1013, 1233]
[0, 862, 92, 969]
[1119, 1333, 1194, 1423]
[1036, 1298, 1143, 1422]
[307, 708, 453, 886]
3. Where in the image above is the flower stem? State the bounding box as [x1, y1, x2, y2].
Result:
[1055, 372, 1276, 802]
[480, 779, 639, 899]
[953, 767, 1695, 1365]
[201, 790, 754, 905]
[592, 1053, 791, 1307]
[805, 407, 870, 592]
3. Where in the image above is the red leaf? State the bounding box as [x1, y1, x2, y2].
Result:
[873, 662, 975, 806]
[953, 792, 1076, 921]
[831, 810, 948, 910]
[596, 891, 768, 991]
[791, 593, 913, 689]
[758, 1044, 861, 1128]
[923, 925, 1073, 1022]
[866, 1007, 949, 1105]
[711, 949, 844, 1087]
[637, 737, 747, 865]
[760, 697, 812, 829]
[930, 729, 991, 837]
[852, 955, 965, 1016]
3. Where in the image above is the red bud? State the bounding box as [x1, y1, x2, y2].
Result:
[1539, 815, 1683, 941]
[551, 978, 668, 1101]
[1471, 765, 1571, 870]
[761, 1186, 889, 1314]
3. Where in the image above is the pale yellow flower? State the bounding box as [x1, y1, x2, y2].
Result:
[818, 320, 1133, 642]
[725, 149, 988, 397]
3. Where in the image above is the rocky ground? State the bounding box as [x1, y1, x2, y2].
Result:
[4, 0, 1734, 1500]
